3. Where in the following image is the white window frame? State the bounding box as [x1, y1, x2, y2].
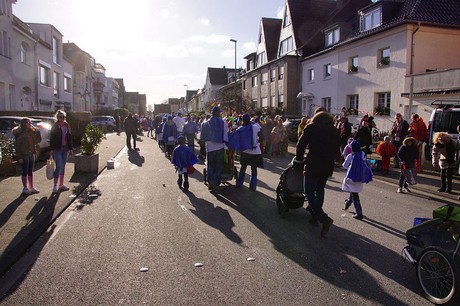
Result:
[52, 36, 59, 64]
[279, 36, 293, 56]
[39, 64, 50, 86]
[349, 56, 359, 73]
[256, 51, 266, 67]
[278, 94, 284, 108]
[283, 8, 291, 27]
[53, 71, 59, 97]
[278, 66, 284, 80]
[324, 63, 332, 78]
[270, 69, 276, 82]
[322, 97, 332, 113]
[325, 28, 340, 46]
[64, 74, 71, 93]
[252, 75, 258, 87]
[261, 72, 268, 85]
[378, 47, 390, 67]
[348, 95, 359, 110]
[360, 6, 382, 32]
[308, 68, 315, 82]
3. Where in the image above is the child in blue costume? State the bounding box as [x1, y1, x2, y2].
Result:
[172, 136, 198, 191]
[342, 140, 373, 220]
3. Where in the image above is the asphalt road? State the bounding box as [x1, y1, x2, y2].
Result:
[0, 136, 450, 305]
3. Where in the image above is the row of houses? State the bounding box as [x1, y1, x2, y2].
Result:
[0, 0, 146, 115]
[181, 0, 460, 132]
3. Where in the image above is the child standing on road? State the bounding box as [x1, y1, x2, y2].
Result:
[171, 136, 197, 191]
[342, 141, 373, 220]
[376, 136, 397, 174]
[397, 137, 418, 193]
[13, 118, 42, 195]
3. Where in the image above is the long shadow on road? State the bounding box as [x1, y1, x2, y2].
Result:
[209, 185, 419, 306]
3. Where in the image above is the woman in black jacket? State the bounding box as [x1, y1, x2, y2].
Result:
[397, 137, 418, 193]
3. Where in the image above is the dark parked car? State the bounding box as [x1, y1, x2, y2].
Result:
[283, 118, 302, 142]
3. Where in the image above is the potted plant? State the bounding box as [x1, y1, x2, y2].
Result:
[0, 136, 17, 176]
[74, 124, 104, 173]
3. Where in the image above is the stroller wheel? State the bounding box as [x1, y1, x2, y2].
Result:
[416, 246, 460, 305]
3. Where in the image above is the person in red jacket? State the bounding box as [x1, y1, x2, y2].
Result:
[408, 114, 428, 173]
[376, 136, 397, 174]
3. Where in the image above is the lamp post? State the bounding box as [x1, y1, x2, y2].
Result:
[230, 38, 237, 111]
[183, 84, 188, 113]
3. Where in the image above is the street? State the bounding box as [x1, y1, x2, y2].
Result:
[0, 134, 454, 305]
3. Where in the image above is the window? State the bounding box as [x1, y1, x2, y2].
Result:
[324, 64, 332, 78]
[308, 68, 315, 81]
[261, 72, 268, 85]
[325, 28, 340, 46]
[261, 97, 268, 107]
[52, 37, 59, 64]
[270, 69, 276, 82]
[20, 42, 28, 64]
[64, 75, 71, 93]
[53, 72, 59, 97]
[348, 95, 359, 112]
[376, 92, 391, 115]
[360, 6, 382, 32]
[349, 56, 359, 73]
[252, 75, 258, 87]
[270, 95, 275, 107]
[279, 36, 293, 56]
[0, 30, 11, 58]
[283, 8, 290, 27]
[258, 32, 264, 44]
[278, 94, 284, 108]
[322, 97, 332, 113]
[278, 66, 284, 80]
[39, 65, 50, 86]
[378, 48, 390, 66]
[256, 51, 266, 67]
[243, 79, 247, 90]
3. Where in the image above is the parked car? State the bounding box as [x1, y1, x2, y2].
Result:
[29, 115, 56, 125]
[425, 100, 460, 160]
[91, 116, 116, 132]
[0, 116, 52, 159]
[283, 118, 302, 142]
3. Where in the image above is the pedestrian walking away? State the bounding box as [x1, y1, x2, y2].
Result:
[232, 113, 264, 191]
[162, 115, 178, 159]
[171, 136, 198, 191]
[13, 117, 42, 195]
[342, 140, 373, 220]
[124, 113, 138, 151]
[200, 106, 228, 191]
[391, 113, 409, 168]
[49, 110, 73, 193]
[294, 111, 340, 237]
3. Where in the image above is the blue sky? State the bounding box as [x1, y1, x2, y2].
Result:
[13, 0, 285, 108]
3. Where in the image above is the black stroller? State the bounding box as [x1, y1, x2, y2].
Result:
[276, 159, 307, 218]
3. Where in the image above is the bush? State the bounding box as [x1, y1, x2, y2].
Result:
[0, 136, 16, 163]
[80, 125, 104, 155]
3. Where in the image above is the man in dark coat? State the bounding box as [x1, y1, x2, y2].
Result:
[124, 113, 138, 151]
[391, 113, 409, 167]
[294, 111, 340, 237]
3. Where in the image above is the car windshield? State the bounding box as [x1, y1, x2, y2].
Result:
[433, 111, 460, 133]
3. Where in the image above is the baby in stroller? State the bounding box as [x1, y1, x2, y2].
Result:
[276, 158, 307, 218]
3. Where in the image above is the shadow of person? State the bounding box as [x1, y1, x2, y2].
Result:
[128, 150, 145, 167]
[0, 194, 28, 228]
[184, 191, 243, 245]
[212, 186, 420, 305]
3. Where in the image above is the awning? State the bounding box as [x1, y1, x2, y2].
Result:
[296, 92, 314, 99]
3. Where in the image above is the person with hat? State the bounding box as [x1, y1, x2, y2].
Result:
[200, 106, 228, 191]
[171, 135, 198, 191]
[391, 113, 409, 167]
[162, 115, 178, 159]
[233, 113, 264, 191]
[183, 116, 199, 151]
[342, 140, 373, 220]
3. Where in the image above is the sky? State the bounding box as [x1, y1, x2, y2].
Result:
[13, 0, 285, 108]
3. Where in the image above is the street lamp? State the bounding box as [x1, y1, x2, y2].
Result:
[230, 38, 237, 111]
[183, 84, 188, 113]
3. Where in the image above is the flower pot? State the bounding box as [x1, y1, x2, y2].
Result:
[74, 153, 99, 173]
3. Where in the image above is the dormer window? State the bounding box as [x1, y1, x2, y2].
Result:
[283, 7, 291, 27]
[256, 51, 266, 67]
[360, 6, 382, 32]
[325, 28, 340, 47]
[279, 36, 293, 56]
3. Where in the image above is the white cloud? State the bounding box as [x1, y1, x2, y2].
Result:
[160, 8, 170, 18]
[200, 18, 210, 26]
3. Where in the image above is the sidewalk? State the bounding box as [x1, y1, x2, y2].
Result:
[0, 136, 458, 278]
[0, 132, 126, 277]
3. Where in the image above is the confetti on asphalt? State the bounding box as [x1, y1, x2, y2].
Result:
[140, 267, 149, 272]
[247, 257, 255, 262]
[194, 263, 204, 267]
